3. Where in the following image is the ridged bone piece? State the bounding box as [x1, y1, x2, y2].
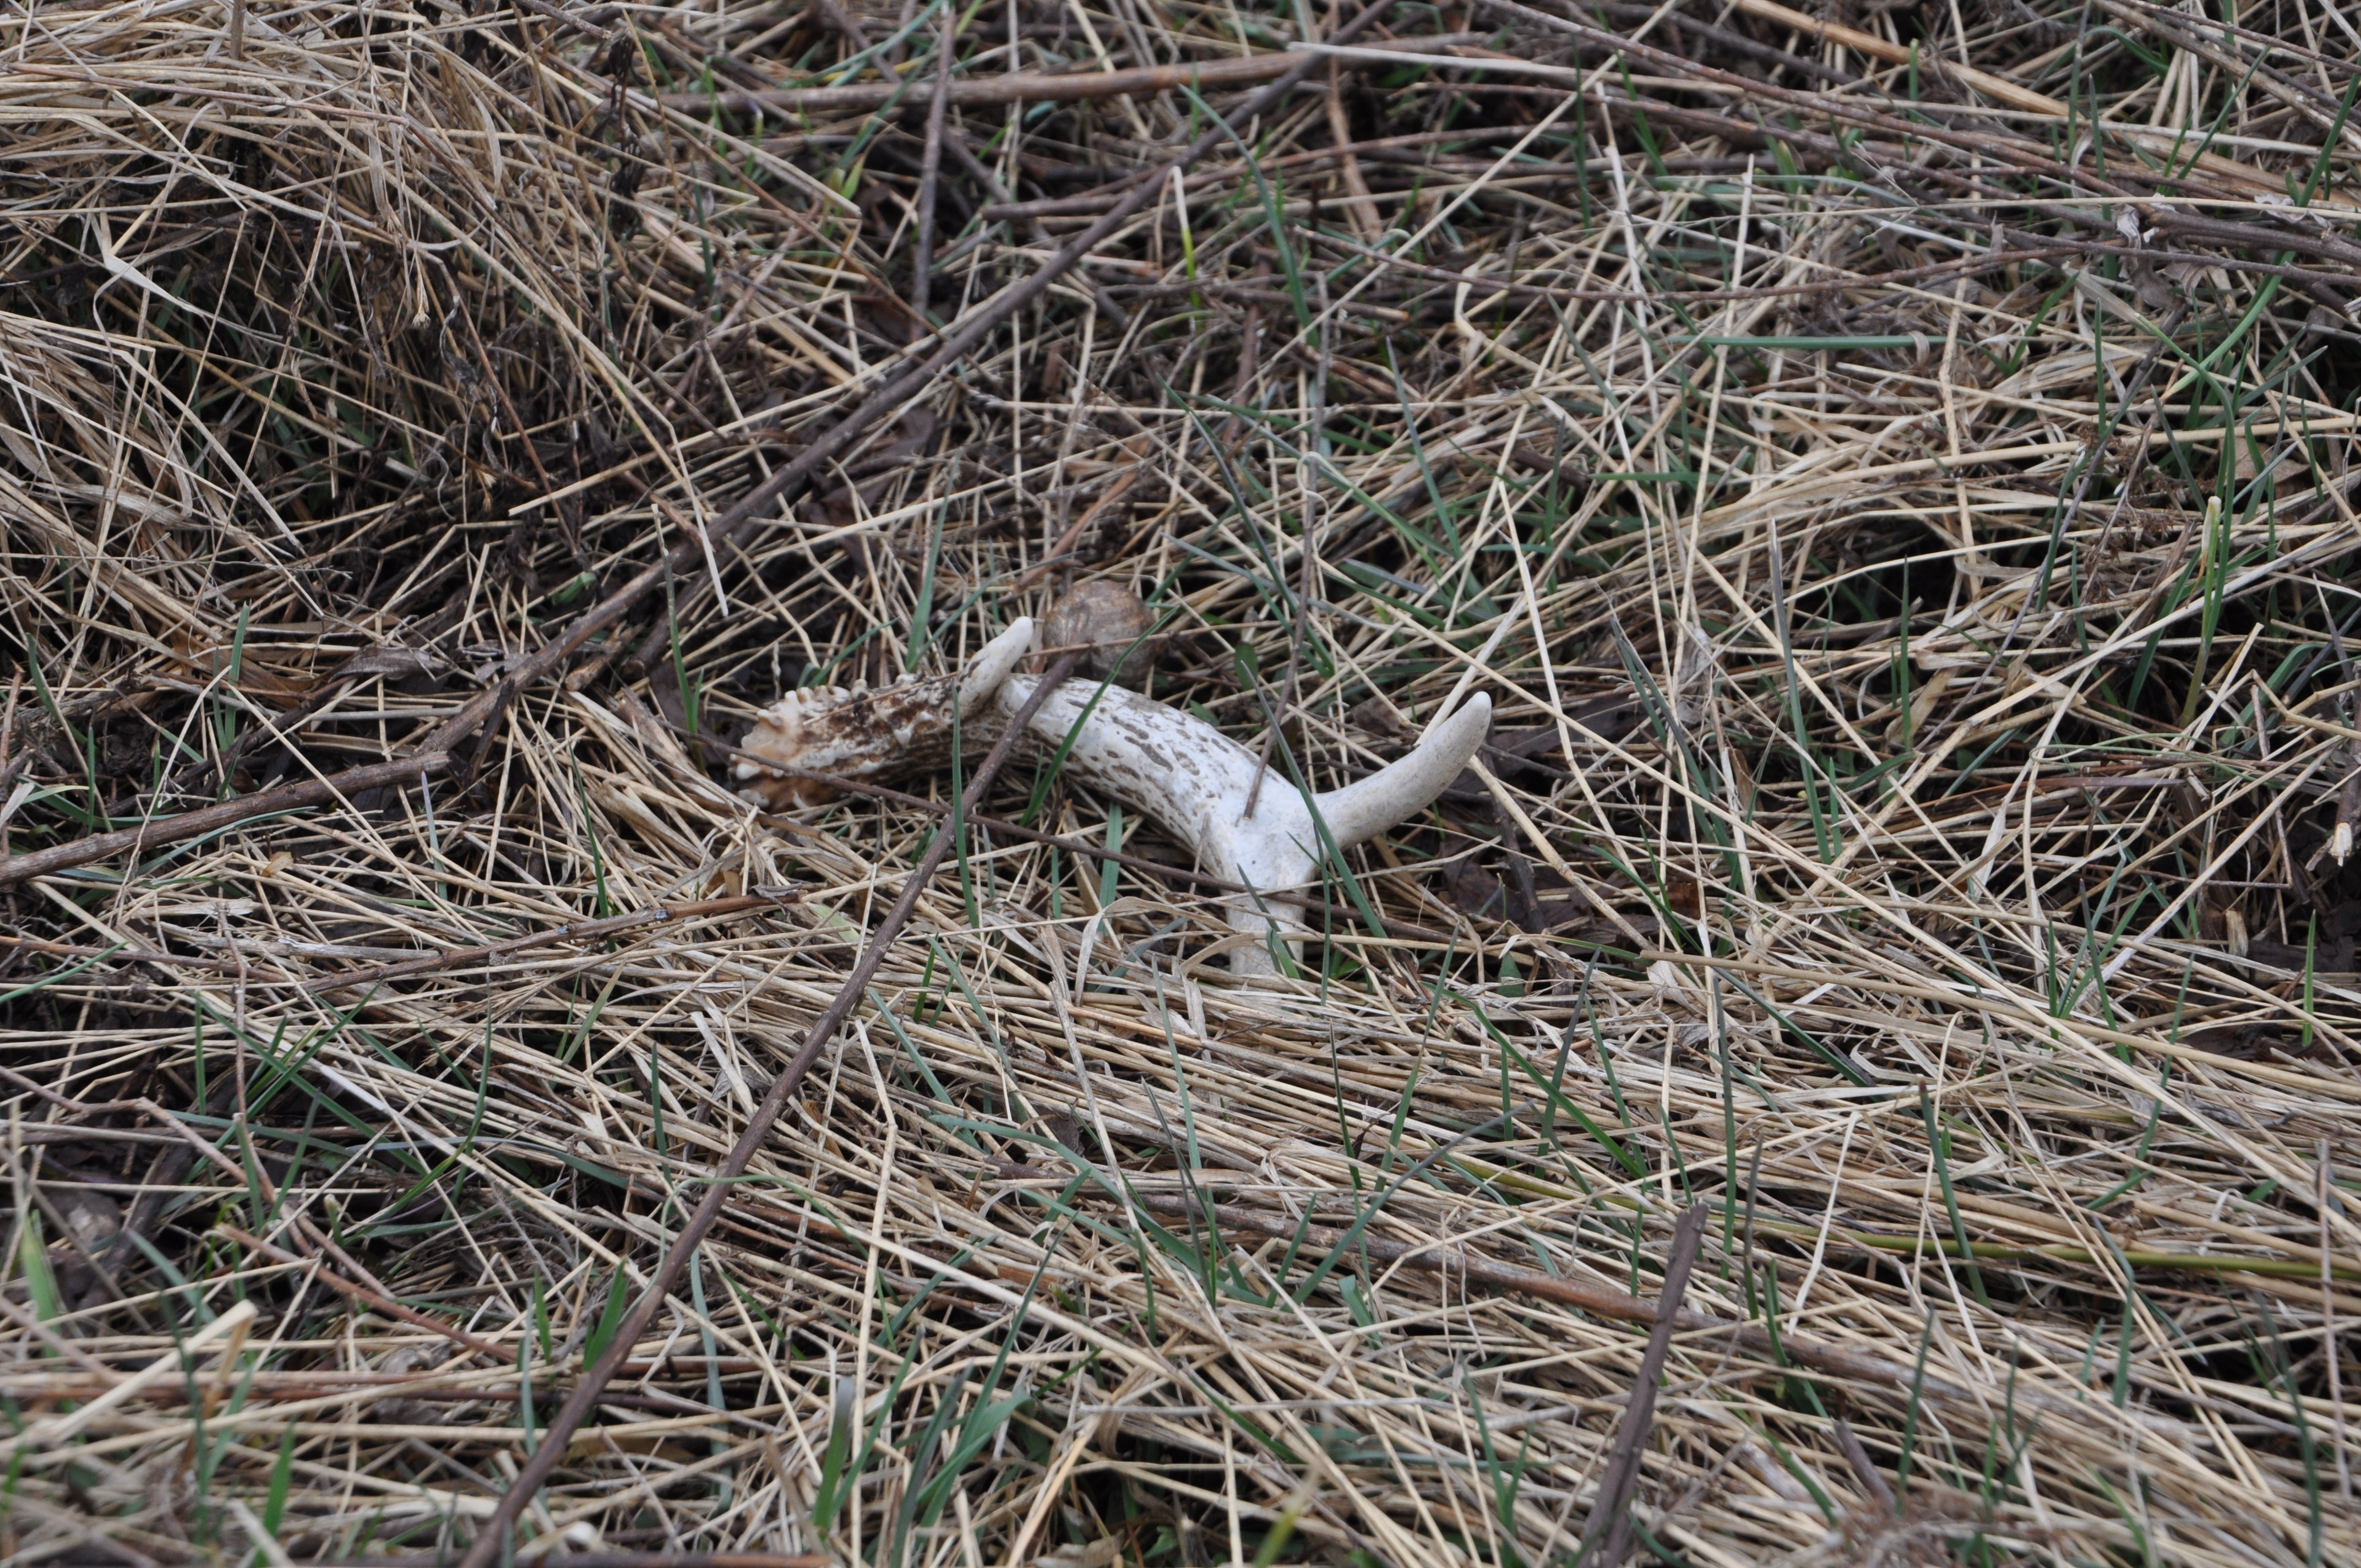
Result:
[734, 620, 1036, 809]
[735, 616, 1492, 974]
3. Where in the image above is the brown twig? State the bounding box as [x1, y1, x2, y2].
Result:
[0, 753, 449, 888]
[808, 0, 869, 48]
[1324, 59, 1381, 241]
[1832, 1417, 1899, 1513]
[659, 34, 1481, 115]
[910, 8, 954, 324]
[1575, 1202, 1707, 1568]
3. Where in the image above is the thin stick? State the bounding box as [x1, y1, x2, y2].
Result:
[1575, 1202, 1706, 1568]
[0, 671, 17, 862]
[1324, 59, 1382, 240]
[911, 8, 953, 325]
[660, 34, 1476, 115]
[1832, 1417, 1899, 1513]
[0, 754, 448, 888]
[2325, 1140, 2355, 1504]
[449, 654, 1082, 1568]
[810, 0, 869, 48]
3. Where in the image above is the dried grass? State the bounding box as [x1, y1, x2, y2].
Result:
[4, 0, 2361, 1564]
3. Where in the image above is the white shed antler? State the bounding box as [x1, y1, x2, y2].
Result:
[737, 602, 1489, 973]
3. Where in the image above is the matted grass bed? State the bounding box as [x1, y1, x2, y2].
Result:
[2, 0, 2360, 1564]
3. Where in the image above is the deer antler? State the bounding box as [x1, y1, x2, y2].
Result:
[735, 598, 1487, 973]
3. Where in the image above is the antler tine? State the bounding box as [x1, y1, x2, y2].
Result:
[1316, 697, 1493, 850]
